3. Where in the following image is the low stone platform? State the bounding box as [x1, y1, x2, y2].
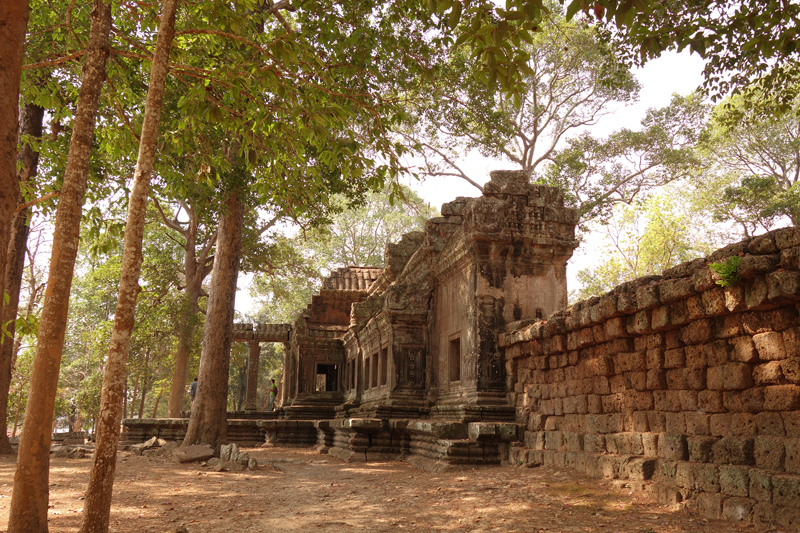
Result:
[316, 418, 522, 471]
[257, 420, 318, 447]
[122, 417, 270, 446]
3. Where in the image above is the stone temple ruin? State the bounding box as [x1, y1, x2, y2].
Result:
[125, 170, 800, 528]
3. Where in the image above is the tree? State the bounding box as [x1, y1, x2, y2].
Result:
[79, 0, 179, 529]
[0, 0, 30, 364]
[695, 90, 800, 234]
[407, 14, 639, 192]
[0, 101, 45, 455]
[572, 186, 724, 301]
[542, 93, 707, 230]
[252, 186, 437, 323]
[8, 0, 112, 529]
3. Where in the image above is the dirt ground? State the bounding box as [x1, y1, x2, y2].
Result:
[0, 446, 784, 533]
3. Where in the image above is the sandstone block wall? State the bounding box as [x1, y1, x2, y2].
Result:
[501, 227, 800, 528]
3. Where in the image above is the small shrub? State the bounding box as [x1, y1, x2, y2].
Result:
[710, 255, 741, 287]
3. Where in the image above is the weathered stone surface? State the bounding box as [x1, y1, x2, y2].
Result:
[173, 444, 214, 464]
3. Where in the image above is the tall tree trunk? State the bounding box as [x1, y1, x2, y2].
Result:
[137, 349, 150, 419]
[7, 2, 111, 530]
[166, 264, 200, 417]
[79, 1, 178, 530]
[0, 102, 44, 455]
[182, 191, 244, 451]
[151, 388, 163, 418]
[0, 0, 29, 345]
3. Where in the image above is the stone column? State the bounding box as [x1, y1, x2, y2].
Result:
[245, 341, 260, 410]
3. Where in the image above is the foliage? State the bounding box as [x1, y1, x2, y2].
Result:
[252, 186, 436, 324]
[695, 90, 800, 233]
[572, 186, 724, 300]
[541, 93, 707, 230]
[430, 0, 800, 106]
[407, 12, 639, 192]
[710, 256, 742, 288]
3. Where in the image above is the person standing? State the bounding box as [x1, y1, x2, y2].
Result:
[265, 379, 278, 411]
[188, 377, 198, 406]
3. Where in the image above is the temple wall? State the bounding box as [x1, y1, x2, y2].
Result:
[503, 227, 800, 527]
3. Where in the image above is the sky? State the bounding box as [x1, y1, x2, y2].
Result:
[234, 50, 707, 317]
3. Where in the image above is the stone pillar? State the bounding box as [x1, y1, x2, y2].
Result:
[245, 341, 260, 410]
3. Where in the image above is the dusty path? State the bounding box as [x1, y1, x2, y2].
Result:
[0, 447, 774, 532]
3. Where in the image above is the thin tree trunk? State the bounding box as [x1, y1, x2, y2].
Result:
[0, 103, 44, 455]
[0, 0, 29, 344]
[183, 191, 244, 451]
[79, 1, 179, 530]
[8, 2, 111, 530]
[167, 285, 200, 417]
[138, 349, 150, 419]
[11, 395, 21, 438]
[151, 388, 163, 418]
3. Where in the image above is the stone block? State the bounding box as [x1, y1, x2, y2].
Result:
[655, 484, 684, 506]
[686, 295, 706, 320]
[524, 431, 546, 450]
[725, 285, 747, 312]
[658, 433, 688, 461]
[592, 376, 610, 395]
[631, 411, 649, 432]
[722, 497, 755, 522]
[683, 367, 706, 390]
[698, 390, 725, 413]
[622, 457, 657, 480]
[701, 288, 727, 315]
[695, 465, 722, 494]
[642, 433, 658, 457]
[729, 336, 758, 363]
[764, 384, 800, 411]
[646, 369, 666, 390]
[767, 270, 800, 303]
[713, 437, 755, 465]
[173, 444, 215, 464]
[665, 412, 686, 434]
[636, 284, 661, 309]
[786, 438, 800, 475]
[715, 314, 744, 339]
[664, 348, 686, 368]
[782, 358, 800, 383]
[659, 277, 695, 303]
[675, 461, 695, 489]
[739, 254, 779, 279]
[646, 411, 666, 433]
[776, 227, 800, 250]
[783, 327, 800, 356]
[710, 414, 732, 437]
[584, 434, 605, 453]
[679, 390, 699, 410]
[783, 411, 800, 434]
[654, 460, 677, 484]
[707, 366, 724, 390]
[724, 388, 766, 413]
[627, 311, 651, 335]
[653, 390, 682, 412]
[688, 436, 717, 463]
[682, 345, 705, 369]
[604, 317, 626, 339]
[650, 305, 671, 330]
[681, 319, 713, 345]
[722, 363, 755, 390]
[599, 455, 621, 479]
[753, 502, 778, 525]
[781, 246, 800, 270]
[704, 340, 731, 366]
[686, 411, 710, 435]
[627, 371, 647, 391]
[665, 368, 686, 389]
[720, 465, 750, 497]
[749, 233, 779, 254]
[645, 348, 663, 369]
[754, 331, 788, 361]
[756, 411, 786, 436]
[745, 278, 771, 309]
[730, 413, 757, 436]
[749, 469, 773, 503]
[753, 361, 784, 385]
[772, 473, 800, 508]
[743, 308, 800, 335]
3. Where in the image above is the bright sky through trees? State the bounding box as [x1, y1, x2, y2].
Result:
[233, 50, 706, 315]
